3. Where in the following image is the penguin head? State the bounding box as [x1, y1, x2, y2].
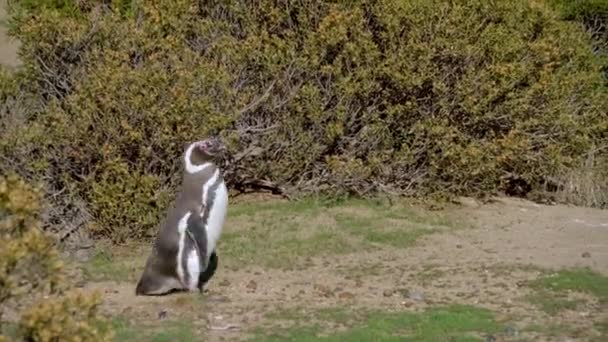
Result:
[135, 262, 179, 296]
[196, 137, 226, 157]
[185, 137, 227, 168]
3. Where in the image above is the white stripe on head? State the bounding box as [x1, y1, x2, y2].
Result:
[184, 142, 212, 174]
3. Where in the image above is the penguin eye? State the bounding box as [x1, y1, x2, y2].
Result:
[197, 141, 208, 150]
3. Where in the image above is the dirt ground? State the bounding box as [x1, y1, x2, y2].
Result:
[0, 0, 20, 68]
[80, 196, 608, 341]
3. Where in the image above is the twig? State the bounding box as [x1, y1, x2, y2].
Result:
[209, 324, 240, 331]
[236, 80, 276, 115]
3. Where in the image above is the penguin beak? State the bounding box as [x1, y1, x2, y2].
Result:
[211, 136, 227, 153]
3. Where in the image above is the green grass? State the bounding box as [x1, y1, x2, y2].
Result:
[526, 290, 583, 315]
[592, 320, 608, 342]
[530, 268, 608, 301]
[79, 197, 460, 275]
[81, 247, 136, 282]
[222, 197, 457, 269]
[102, 316, 199, 342]
[0, 322, 18, 340]
[252, 305, 501, 342]
[526, 268, 608, 315]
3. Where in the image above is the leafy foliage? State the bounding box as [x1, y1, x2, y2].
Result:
[0, 174, 111, 341]
[1, 0, 607, 242]
[549, 0, 608, 78]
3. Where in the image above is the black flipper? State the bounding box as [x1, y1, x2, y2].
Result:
[185, 212, 209, 271]
[198, 251, 218, 293]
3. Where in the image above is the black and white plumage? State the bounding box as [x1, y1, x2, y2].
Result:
[136, 138, 228, 296]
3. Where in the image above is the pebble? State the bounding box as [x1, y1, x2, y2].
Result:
[504, 325, 518, 337]
[158, 309, 168, 320]
[246, 280, 257, 291]
[581, 252, 591, 258]
[408, 290, 425, 302]
[313, 284, 333, 297]
[338, 292, 355, 300]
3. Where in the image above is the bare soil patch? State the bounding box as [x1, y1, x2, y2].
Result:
[0, 0, 20, 68]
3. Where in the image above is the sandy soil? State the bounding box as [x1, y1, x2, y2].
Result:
[0, 0, 20, 68]
[82, 196, 608, 341]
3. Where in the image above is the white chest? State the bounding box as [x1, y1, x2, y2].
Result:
[176, 212, 201, 291]
[201, 169, 228, 260]
[204, 180, 228, 259]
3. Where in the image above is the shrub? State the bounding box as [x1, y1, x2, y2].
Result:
[0, 174, 111, 341]
[549, 0, 608, 78]
[1, 0, 607, 242]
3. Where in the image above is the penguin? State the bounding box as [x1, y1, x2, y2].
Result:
[135, 137, 228, 296]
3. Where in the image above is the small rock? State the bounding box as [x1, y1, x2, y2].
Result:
[219, 279, 231, 287]
[400, 301, 413, 307]
[453, 196, 480, 208]
[396, 288, 409, 297]
[456, 244, 463, 249]
[74, 280, 86, 288]
[408, 291, 425, 302]
[383, 289, 394, 297]
[338, 292, 355, 300]
[582, 252, 591, 258]
[246, 280, 257, 291]
[354, 279, 364, 288]
[158, 309, 168, 320]
[504, 325, 518, 337]
[313, 284, 333, 297]
[485, 335, 496, 342]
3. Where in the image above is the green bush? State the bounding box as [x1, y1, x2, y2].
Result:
[549, 0, 608, 78]
[1, 0, 607, 242]
[0, 174, 111, 341]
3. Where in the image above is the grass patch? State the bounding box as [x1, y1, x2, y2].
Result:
[529, 268, 608, 302]
[221, 198, 457, 269]
[76, 197, 459, 272]
[526, 290, 583, 315]
[0, 322, 18, 340]
[526, 268, 608, 315]
[101, 316, 199, 342]
[253, 305, 501, 341]
[81, 247, 137, 282]
[334, 213, 438, 249]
